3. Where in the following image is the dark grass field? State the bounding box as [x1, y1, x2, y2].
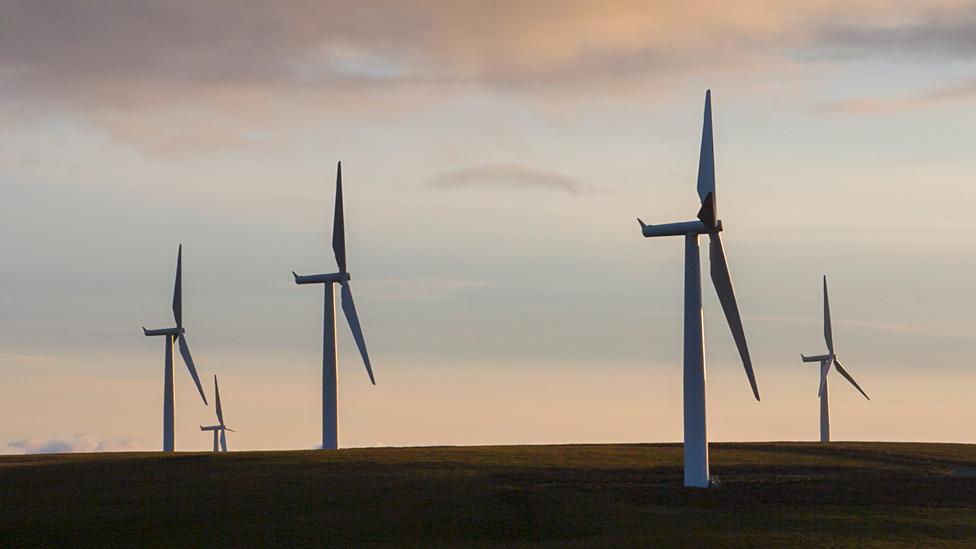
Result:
[2, 442, 976, 547]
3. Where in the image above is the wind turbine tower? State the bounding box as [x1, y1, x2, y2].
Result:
[143, 245, 209, 452]
[801, 276, 870, 442]
[637, 90, 760, 488]
[200, 375, 234, 451]
[293, 162, 376, 450]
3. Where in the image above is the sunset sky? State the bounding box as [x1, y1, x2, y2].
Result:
[2, 1, 976, 452]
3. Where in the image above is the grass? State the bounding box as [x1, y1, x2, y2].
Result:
[2, 442, 976, 547]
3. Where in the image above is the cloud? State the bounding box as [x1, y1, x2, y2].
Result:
[429, 163, 581, 193]
[5, 1, 966, 110]
[1, 435, 140, 455]
[810, 6, 976, 60]
[1, 0, 972, 150]
[814, 78, 976, 113]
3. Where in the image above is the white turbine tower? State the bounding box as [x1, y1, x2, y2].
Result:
[801, 276, 870, 442]
[293, 162, 376, 450]
[637, 90, 760, 488]
[200, 375, 234, 452]
[142, 244, 208, 452]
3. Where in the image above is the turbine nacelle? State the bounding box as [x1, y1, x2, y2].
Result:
[200, 425, 235, 432]
[292, 271, 351, 285]
[142, 327, 186, 337]
[638, 219, 723, 238]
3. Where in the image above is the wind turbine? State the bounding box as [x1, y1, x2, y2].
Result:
[142, 244, 208, 452]
[200, 375, 234, 452]
[801, 276, 870, 442]
[637, 90, 760, 488]
[293, 161, 375, 450]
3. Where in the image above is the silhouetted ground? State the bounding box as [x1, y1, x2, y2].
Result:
[2, 442, 976, 547]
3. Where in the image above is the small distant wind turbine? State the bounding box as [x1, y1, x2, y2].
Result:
[143, 244, 208, 452]
[292, 162, 375, 451]
[801, 276, 870, 442]
[637, 90, 760, 488]
[200, 375, 234, 452]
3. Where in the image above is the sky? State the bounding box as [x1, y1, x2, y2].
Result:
[2, 0, 976, 453]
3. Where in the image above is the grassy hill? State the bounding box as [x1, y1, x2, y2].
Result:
[2, 442, 976, 547]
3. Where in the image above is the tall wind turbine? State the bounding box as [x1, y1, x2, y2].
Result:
[637, 90, 760, 488]
[293, 162, 375, 450]
[801, 276, 870, 442]
[143, 244, 208, 452]
[200, 375, 234, 452]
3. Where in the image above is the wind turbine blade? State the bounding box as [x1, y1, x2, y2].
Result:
[696, 90, 716, 210]
[173, 245, 183, 327]
[834, 359, 870, 401]
[214, 375, 224, 426]
[708, 232, 759, 400]
[823, 276, 834, 354]
[818, 360, 830, 397]
[177, 335, 208, 405]
[220, 430, 227, 452]
[340, 281, 376, 385]
[332, 162, 347, 273]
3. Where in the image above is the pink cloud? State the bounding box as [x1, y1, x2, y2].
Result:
[815, 78, 976, 114]
[2, 435, 141, 455]
[1, 0, 971, 150]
